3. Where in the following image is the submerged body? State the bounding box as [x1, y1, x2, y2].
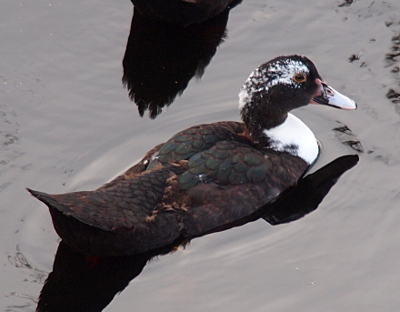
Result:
[29, 55, 356, 256]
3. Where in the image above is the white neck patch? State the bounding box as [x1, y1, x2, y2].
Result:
[263, 113, 319, 165]
[238, 59, 310, 110]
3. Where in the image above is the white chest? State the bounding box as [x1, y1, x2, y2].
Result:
[263, 113, 319, 165]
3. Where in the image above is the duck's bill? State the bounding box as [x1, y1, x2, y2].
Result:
[311, 80, 357, 110]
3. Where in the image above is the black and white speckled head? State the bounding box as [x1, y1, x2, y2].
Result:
[239, 56, 316, 109]
[238, 55, 324, 141]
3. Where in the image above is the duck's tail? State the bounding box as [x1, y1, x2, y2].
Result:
[27, 188, 64, 210]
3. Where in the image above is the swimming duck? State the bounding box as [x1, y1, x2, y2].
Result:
[130, 0, 242, 26]
[28, 55, 356, 257]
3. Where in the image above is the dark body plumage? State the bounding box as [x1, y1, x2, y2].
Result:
[28, 55, 356, 256]
[29, 122, 307, 256]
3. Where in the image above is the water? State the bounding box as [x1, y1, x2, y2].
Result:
[1, 0, 400, 311]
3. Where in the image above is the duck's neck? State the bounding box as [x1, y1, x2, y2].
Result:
[239, 92, 319, 165]
[261, 113, 319, 165]
[240, 100, 288, 143]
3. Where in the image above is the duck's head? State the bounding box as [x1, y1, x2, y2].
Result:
[239, 55, 356, 141]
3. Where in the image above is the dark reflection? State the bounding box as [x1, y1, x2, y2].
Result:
[261, 154, 359, 225]
[130, 0, 242, 26]
[36, 155, 358, 312]
[122, 6, 234, 118]
[36, 241, 181, 312]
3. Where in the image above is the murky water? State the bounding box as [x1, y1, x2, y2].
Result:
[1, 0, 400, 311]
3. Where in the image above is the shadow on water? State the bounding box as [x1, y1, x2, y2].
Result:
[36, 155, 358, 312]
[122, 5, 236, 118]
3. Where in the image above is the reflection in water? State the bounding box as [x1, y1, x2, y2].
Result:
[36, 241, 178, 312]
[261, 155, 359, 225]
[122, 7, 232, 118]
[130, 0, 242, 26]
[36, 155, 358, 312]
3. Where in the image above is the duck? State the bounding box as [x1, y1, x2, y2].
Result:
[130, 0, 243, 26]
[28, 55, 357, 257]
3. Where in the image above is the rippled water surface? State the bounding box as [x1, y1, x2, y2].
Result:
[2, 0, 400, 311]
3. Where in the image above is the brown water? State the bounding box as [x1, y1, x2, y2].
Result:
[1, 0, 400, 311]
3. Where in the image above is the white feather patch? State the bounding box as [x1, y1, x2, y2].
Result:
[263, 113, 319, 165]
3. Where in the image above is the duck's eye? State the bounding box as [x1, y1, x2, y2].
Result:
[293, 73, 307, 83]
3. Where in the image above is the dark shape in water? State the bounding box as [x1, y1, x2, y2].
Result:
[122, 6, 232, 118]
[386, 88, 400, 104]
[35, 154, 358, 312]
[130, 0, 242, 26]
[261, 154, 359, 225]
[36, 241, 177, 312]
[333, 123, 353, 135]
[348, 54, 360, 63]
[343, 140, 364, 153]
[338, 0, 353, 7]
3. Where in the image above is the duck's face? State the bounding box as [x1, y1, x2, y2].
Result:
[239, 55, 356, 120]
